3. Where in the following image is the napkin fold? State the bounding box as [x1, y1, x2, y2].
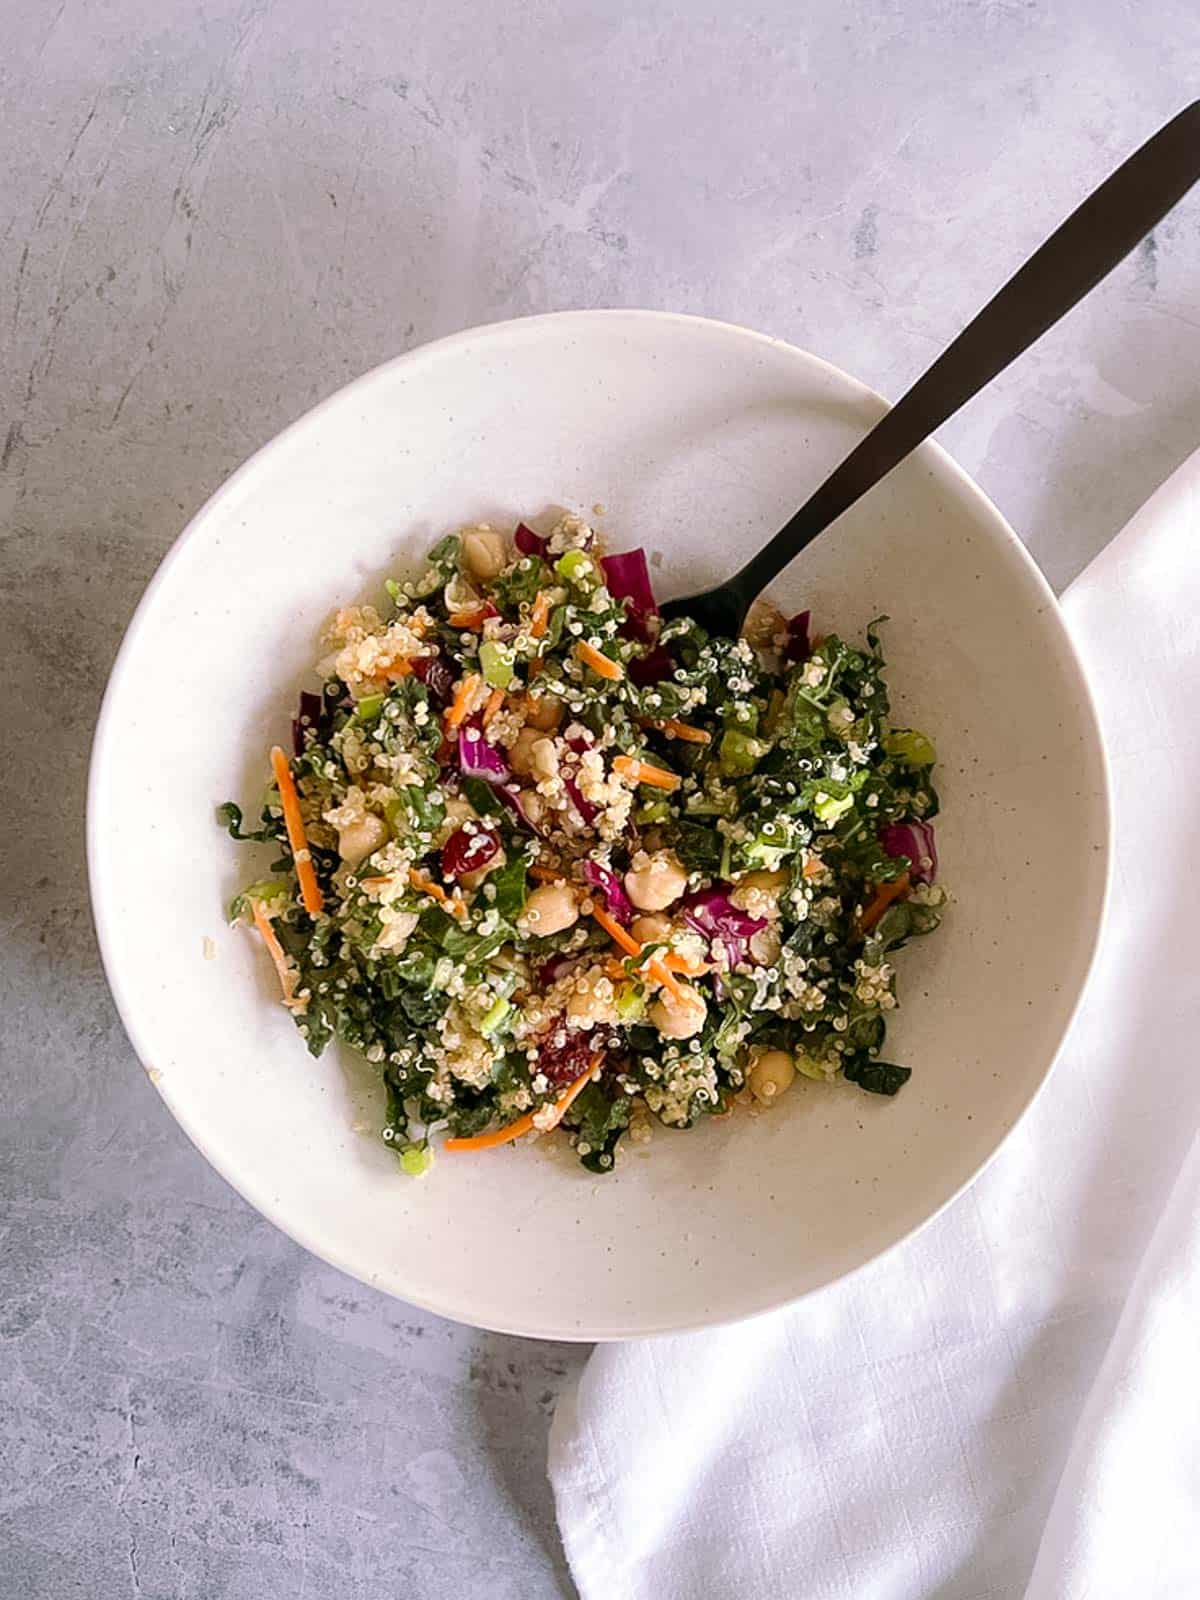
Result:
[550, 449, 1200, 1600]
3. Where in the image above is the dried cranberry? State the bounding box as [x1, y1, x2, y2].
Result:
[537, 1026, 605, 1087]
[291, 690, 325, 755]
[440, 824, 501, 880]
[412, 652, 456, 705]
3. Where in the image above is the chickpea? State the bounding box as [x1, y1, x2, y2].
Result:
[524, 694, 563, 732]
[516, 788, 546, 830]
[509, 726, 543, 778]
[741, 596, 786, 650]
[648, 981, 707, 1040]
[518, 790, 553, 832]
[337, 812, 389, 868]
[460, 525, 508, 582]
[731, 869, 789, 918]
[530, 736, 560, 782]
[518, 882, 580, 937]
[748, 1048, 796, 1105]
[625, 851, 689, 913]
[631, 913, 672, 945]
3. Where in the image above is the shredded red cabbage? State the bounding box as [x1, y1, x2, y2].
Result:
[629, 644, 675, 687]
[783, 610, 812, 663]
[601, 548, 659, 644]
[581, 860, 634, 923]
[564, 773, 598, 826]
[498, 783, 546, 836]
[411, 652, 456, 705]
[456, 718, 511, 785]
[441, 824, 502, 880]
[537, 952, 580, 986]
[880, 820, 938, 885]
[681, 887, 767, 968]
[514, 522, 548, 558]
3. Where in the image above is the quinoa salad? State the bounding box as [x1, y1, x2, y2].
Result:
[220, 512, 946, 1175]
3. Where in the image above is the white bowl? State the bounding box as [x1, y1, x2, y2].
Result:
[88, 311, 1109, 1340]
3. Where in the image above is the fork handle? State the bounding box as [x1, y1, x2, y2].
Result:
[731, 99, 1200, 605]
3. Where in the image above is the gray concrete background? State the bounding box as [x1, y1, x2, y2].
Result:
[4, 2, 1200, 1595]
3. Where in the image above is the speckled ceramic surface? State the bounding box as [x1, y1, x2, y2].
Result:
[88, 311, 1109, 1339]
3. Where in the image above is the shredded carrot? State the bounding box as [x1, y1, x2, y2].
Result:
[646, 717, 711, 745]
[592, 904, 641, 958]
[269, 746, 324, 917]
[444, 672, 482, 732]
[575, 639, 623, 681]
[612, 754, 681, 792]
[408, 868, 467, 920]
[802, 854, 826, 881]
[605, 949, 686, 984]
[445, 1054, 602, 1152]
[644, 955, 686, 1002]
[858, 873, 910, 935]
[251, 900, 297, 1003]
[482, 687, 506, 726]
[662, 950, 705, 976]
[530, 592, 551, 639]
[379, 656, 412, 679]
[590, 906, 685, 1001]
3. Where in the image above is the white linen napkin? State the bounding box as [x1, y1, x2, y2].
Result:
[549, 450, 1200, 1600]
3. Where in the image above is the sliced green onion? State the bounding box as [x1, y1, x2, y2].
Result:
[723, 703, 759, 734]
[615, 982, 646, 1023]
[479, 996, 513, 1036]
[634, 799, 672, 825]
[229, 877, 292, 922]
[718, 729, 766, 777]
[555, 548, 594, 583]
[794, 1050, 828, 1082]
[479, 640, 515, 689]
[813, 790, 854, 825]
[398, 1143, 433, 1177]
